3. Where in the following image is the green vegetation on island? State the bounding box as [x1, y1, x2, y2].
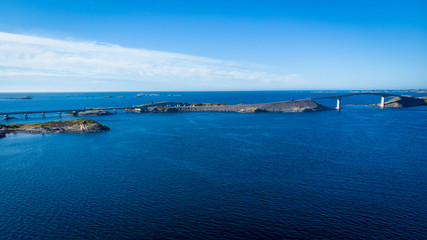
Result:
[0, 119, 109, 138]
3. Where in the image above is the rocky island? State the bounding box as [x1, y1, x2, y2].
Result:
[64, 110, 113, 116]
[382, 96, 427, 108]
[353, 96, 427, 108]
[0, 119, 109, 137]
[125, 99, 331, 113]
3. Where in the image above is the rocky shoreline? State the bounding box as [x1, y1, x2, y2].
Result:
[124, 99, 331, 114]
[0, 119, 109, 137]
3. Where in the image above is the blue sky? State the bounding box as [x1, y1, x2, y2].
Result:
[0, 0, 426, 91]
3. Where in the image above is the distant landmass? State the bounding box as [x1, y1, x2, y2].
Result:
[349, 89, 427, 93]
[136, 93, 183, 97]
[6, 96, 33, 100]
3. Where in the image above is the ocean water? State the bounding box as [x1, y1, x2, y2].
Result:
[0, 91, 426, 239]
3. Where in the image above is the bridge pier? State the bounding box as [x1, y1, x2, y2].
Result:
[58, 112, 62, 117]
[380, 96, 385, 109]
[336, 98, 341, 110]
[42, 112, 45, 118]
[24, 113, 28, 119]
[113, 109, 117, 114]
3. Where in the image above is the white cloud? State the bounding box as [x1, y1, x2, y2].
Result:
[0, 32, 303, 91]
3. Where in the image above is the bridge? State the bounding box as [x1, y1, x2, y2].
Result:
[0, 93, 412, 119]
[311, 93, 404, 110]
[0, 107, 131, 120]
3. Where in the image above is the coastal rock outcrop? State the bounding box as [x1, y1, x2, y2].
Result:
[238, 107, 266, 113]
[64, 110, 113, 116]
[0, 126, 5, 138]
[383, 96, 427, 108]
[0, 119, 109, 137]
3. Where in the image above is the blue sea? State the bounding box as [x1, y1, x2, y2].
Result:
[0, 91, 426, 239]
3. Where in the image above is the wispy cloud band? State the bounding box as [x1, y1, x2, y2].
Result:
[0, 32, 302, 91]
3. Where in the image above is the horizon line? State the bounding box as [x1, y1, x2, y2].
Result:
[0, 89, 425, 94]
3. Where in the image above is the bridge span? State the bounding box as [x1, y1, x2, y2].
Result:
[1, 107, 131, 120]
[311, 93, 404, 110]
